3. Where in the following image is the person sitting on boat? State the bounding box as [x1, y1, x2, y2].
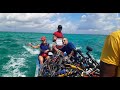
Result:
[28, 36, 50, 65]
[52, 25, 64, 53]
[53, 38, 76, 58]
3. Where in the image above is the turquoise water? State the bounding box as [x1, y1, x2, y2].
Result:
[0, 32, 106, 77]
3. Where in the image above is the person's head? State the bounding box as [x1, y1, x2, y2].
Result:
[57, 25, 62, 32]
[62, 38, 68, 45]
[40, 36, 47, 44]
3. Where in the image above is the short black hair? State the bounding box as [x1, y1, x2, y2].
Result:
[58, 25, 62, 29]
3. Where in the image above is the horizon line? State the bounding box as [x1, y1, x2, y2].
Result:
[0, 31, 107, 36]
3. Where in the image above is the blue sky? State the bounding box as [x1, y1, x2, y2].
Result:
[0, 13, 120, 35]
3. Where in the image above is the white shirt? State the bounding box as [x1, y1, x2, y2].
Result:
[56, 38, 63, 46]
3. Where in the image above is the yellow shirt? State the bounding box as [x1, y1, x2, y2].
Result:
[100, 30, 120, 77]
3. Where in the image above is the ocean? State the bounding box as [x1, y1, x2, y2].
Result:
[0, 32, 106, 77]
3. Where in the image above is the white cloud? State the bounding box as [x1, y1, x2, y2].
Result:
[0, 13, 120, 35]
[77, 13, 120, 34]
[0, 13, 61, 31]
[0, 13, 77, 33]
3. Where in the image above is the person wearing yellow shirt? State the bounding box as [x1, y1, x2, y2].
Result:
[100, 30, 120, 77]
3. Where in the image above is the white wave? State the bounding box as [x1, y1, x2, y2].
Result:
[3, 74, 26, 77]
[23, 45, 39, 55]
[2, 56, 27, 77]
[3, 41, 11, 43]
[76, 46, 82, 49]
[90, 55, 100, 63]
[84, 53, 100, 63]
[20, 52, 29, 58]
[96, 59, 100, 63]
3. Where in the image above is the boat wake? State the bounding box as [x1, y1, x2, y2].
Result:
[23, 45, 39, 55]
[2, 55, 27, 77]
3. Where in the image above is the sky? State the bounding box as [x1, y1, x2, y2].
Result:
[0, 13, 120, 35]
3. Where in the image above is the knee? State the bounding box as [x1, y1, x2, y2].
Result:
[52, 44, 57, 49]
[39, 56, 43, 60]
[46, 56, 50, 60]
[39, 55, 42, 58]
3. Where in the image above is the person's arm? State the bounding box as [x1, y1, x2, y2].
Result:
[53, 32, 57, 42]
[53, 35, 57, 42]
[62, 33, 64, 38]
[44, 49, 49, 53]
[100, 35, 119, 77]
[44, 44, 50, 53]
[52, 44, 59, 52]
[100, 61, 117, 77]
[48, 44, 52, 51]
[28, 43, 40, 49]
[60, 46, 65, 53]
[68, 50, 74, 58]
[68, 43, 76, 57]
